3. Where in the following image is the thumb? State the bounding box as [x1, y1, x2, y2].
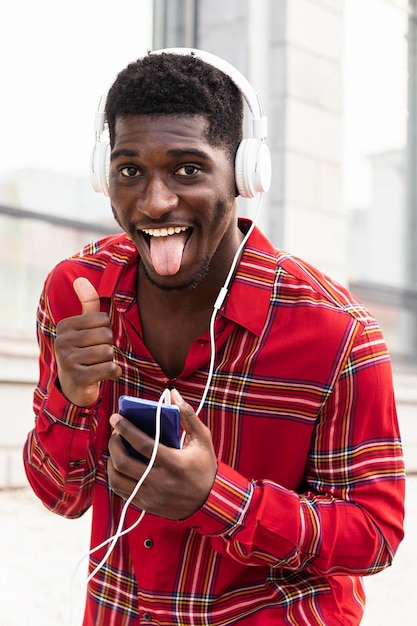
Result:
[73, 277, 101, 314]
[170, 389, 207, 442]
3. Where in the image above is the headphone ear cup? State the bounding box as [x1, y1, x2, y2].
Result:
[235, 139, 271, 198]
[90, 140, 110, 196]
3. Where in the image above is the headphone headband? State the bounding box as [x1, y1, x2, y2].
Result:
[91, 47, 271, 198]
[151, 48, 268, 139]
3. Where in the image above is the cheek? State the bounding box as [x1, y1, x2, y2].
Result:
[109, 186, 136, 226]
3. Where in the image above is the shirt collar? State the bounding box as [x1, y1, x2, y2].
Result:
[223, 219, 277, 336]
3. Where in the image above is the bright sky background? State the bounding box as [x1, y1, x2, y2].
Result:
[0, 0, 153, 178]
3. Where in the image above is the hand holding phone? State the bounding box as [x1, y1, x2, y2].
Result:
[109, 389, 218, 520]
[118, 395, 181, 463]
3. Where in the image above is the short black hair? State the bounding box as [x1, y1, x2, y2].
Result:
[105, 52, 244, 159]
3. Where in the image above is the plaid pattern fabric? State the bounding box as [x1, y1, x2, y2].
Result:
[24, 222, 405, 625]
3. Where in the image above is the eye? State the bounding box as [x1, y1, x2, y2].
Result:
[119, 165, 140, 178]
[175, 164, 200, 177]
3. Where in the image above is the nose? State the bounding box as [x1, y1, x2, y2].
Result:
[139, 175, 178, 219]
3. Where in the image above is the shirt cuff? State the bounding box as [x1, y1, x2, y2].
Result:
[42, 380, 101, 430]
[183, 461, 254, 536]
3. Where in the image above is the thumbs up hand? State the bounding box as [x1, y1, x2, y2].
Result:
[55, 277, 122, 407]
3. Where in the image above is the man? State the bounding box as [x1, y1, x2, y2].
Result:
[24, 49, 405, 625]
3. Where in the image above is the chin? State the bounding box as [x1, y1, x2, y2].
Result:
[141, 259, 210, 292]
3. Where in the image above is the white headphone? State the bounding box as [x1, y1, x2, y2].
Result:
[90, 47, 271, 199]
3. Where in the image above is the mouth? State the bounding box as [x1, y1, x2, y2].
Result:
[139, 226, 192, 276]
[141, 225, 190, 239]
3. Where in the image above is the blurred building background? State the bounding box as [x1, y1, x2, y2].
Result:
[1, 0, 416, 487]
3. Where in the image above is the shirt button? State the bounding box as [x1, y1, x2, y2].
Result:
[143, 538, 153, 549]
[143, 612, 152, 622]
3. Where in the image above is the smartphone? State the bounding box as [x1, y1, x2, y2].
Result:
[118, 395, 180, 462]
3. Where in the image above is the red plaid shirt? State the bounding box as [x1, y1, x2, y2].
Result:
[24, 221, 405, 625]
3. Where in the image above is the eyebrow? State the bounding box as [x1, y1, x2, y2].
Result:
[110, 149, 139, 162]
[167, 148, 210, 160]
[110, 147, 211, 162]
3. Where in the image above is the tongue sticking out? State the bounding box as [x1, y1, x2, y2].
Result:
[149, 231, 189, 276]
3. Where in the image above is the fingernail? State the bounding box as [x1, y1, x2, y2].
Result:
[170, 388, 182, 403]
[110, 413, 121, 428]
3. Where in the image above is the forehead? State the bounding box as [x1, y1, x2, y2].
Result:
[113, 114, 211, 147]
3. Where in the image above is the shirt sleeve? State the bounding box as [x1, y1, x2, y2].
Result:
[23, 278, 102, 519]
[184, 321, 406, 577]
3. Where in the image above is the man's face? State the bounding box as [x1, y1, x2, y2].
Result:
[109, 114, 238, 291]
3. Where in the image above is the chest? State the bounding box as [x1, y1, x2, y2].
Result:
[138, 301, 215, 379]
[144, 325, 194, 380]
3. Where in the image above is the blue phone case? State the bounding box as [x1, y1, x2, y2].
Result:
[118, 395, 180, 462]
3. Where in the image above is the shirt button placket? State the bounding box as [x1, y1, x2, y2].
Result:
[141, 540, 154, 622]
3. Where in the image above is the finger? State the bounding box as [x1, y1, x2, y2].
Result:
[73, 277, 101, 315]
[108, 426, 147, 469]
[107, 441, 141, 498]
[110, 414, 158, 463]
[73, 277, 122, 380]
[170, 389, 207, 442]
